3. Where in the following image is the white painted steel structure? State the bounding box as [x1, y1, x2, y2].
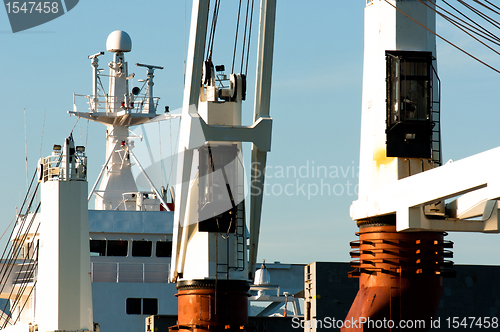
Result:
[1, 137, 93, 332]
[0, 31, 181, 332]
[70, 30, 178, 212]
[351, 0, 500, 233]
[170, 0, 276, 282]
[36, 138, 93, 332]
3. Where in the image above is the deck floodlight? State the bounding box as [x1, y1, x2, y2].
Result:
[131, 87, 141, 95]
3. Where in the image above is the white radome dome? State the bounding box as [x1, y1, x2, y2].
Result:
[253, 260, 270, 286]
[106, 30, 132, 53]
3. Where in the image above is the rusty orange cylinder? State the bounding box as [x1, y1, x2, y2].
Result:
[170, 280, 250, 332]
[342, 225, 453, 331]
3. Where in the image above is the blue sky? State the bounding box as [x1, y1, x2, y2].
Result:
[1, 0, 500, 266]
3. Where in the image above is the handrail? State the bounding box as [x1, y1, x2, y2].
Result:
[91, 262, 170, 283]
[74, 94, 161, 114]
[40, 153, 86, 182]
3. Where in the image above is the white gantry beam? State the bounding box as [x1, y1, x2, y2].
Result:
[351, 146, 500, 233]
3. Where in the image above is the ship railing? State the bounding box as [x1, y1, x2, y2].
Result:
[74, 94, 160, 114]
[40, 153, 87, 182]
[91, 190, 162, 211]
[116, 192, 161, 211]
[0, 260, 36, 298]
[91, 262, 170, 283]
[12, 261, 36, 285]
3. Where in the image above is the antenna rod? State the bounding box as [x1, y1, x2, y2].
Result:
[24, 108, 28, 195]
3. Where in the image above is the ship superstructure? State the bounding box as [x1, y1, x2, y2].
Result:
[0, 30, 181, 332]
[72, 30, 180, 332]
[0, 135, 93, 332]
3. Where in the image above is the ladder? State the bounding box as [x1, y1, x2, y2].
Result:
[234, 198, 246, 271]
[215, 181, 246, 278]
[430, 65, 442, 166]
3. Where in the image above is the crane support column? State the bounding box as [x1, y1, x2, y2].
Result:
[170, 0, 275, 331]
[343, 1, 452, 330]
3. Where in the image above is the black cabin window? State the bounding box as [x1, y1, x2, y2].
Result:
[386, 50, 433, 158]
[126, 298, 158, 315]
[132, 240, 152, 257]
[90, 240, 106, 256]
[107, 240, 128, 257]
[126, 298, 141, 315]
[156, 241, 172, 257]
[143, 298, 158, 315]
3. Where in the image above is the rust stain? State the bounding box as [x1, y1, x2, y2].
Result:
[373, 148, 394, 168]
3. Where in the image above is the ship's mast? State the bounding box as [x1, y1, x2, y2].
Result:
[71, 31, 175, 212]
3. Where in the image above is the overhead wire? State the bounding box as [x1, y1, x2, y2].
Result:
[457, 0, 500, 31]
[483, 0, 500, 13]
[441, 0, 500, 44]
[70, 117, 80, 135]
[207, 0, 221, 60]
[86, 119, 89, 147]
[0, 216, 16, 242]
[23, 109, 28, 196]
[232, 0, 243, 73]
[383, 0, 500, 74]
[0, 165, 44, 326]
[14, 280, 37, 326]
[474, 0, 500, 16]
[1, 212, 40, 329]
[0, 171, 39, 290]
[184, 0, 187, 86]
[244, 0, 256, 75]
[0, 186, 39, 291]
[0, 197, 40, 326]
[159, 122, 166, 186]
[418, 0, 500, 55]
[11, 222, 40, 321]
[240, 0, 251, 74]
[39, 110, 46, 161]
[168, 118, 181, 192]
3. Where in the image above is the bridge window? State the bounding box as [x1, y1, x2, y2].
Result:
[156, 241, 172, 257]
[132, 240, 152, 257]
[107, 240, 128, 257]
[90, 240, 106, 256]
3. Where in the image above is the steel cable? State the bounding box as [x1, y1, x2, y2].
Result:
[419, 0, 500, 54]
[244, 0, 256, 76]
[232, 0, 243, 73]
[384, 0, 500, 74]
[442, 0, 500, 43]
